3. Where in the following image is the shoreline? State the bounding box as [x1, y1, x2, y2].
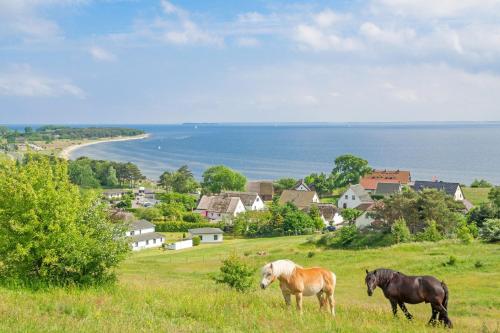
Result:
[59, 133, 150, 160]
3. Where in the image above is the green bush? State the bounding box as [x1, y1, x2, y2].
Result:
[182, 212, 204, 223]
[391, 218, 412, 243]
[455, 219, 474, 244]
[479, 219, 500, 242]
[192, 236, 201, 246]
[336, 225, 359, 246]
[416, 220, 443, 242]
[154, 221, 222, 232]
[213, 255, 255, 292]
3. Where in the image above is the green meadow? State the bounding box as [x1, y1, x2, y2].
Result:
[0, 236, 498, 333]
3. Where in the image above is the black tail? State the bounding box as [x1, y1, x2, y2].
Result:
[441, 281, 449, 310]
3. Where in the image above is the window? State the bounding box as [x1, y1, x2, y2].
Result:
[199, 235, 203, 240]
[344, 195, 348, 199]
[130, 230, 135, 236]
[352, 195, 355, 200]
[146, 240, 149, 245]
[153, 238, 156, 244]
[134, 242, 138, 247]
[214, 235, 218, 241]
[343, 203, 347, 209]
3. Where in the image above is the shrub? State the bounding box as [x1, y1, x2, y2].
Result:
[192, 236, 201, 246]
[182, 212, 204, 223]
[474, 260, 483, 269]
[442, 255, 457, 266]
[416, 220, 443, 242]
[455, 219, 474, 244]
[213, 254, 255, 292]
[154, 221, 222, 232]
[336, 225, 359, 246]
[391, 218, 412, 243]
[307, 251, 316, 258]
[479, 219, 500, 242]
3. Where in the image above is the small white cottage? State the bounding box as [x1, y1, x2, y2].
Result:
[222, 191, 265, 211]
[188, 228, 224, 243]
[127, 220, 164, 251]
[338, 184, 374, 209]
[195, 195, 246, 221]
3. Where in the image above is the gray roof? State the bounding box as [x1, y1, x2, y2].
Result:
[130, 232, 164, 242]
[222, 191, 260, 207]
[188, 228, 224, 235]
[350, 184, 374, 203]
[128, 219, 155, 231]
[316, 203, 338, 221]
[293, 179, 311, 191]
[279, 190, 318, 209]
[375, 183, 402, 196]
[413, 181, 460, 196]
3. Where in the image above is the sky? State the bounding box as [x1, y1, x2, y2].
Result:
[1, 0, 500, 124]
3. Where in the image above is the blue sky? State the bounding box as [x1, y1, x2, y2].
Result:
[1, 0, 500, 124]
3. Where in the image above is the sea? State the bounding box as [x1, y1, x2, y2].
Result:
[7, 123, 500, 184]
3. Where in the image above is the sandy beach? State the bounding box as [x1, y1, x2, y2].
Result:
[59, 133, 150, 160]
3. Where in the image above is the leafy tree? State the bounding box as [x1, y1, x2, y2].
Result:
[455, 218, 474, 244]
[416, 220, 443, 242]
[192, 236, 201, 246]
[341, 208, 363, 224]
[488, 187, 500, 209]
[104, 165, 119, 187]
[159, 192, 197, 211]
[309, 205, 325, 230]
[214, 254, 255, 292]
[24, 126, 33, 134]
[479, 219, 500, 242]
[0, 156, 129, 286]
[273, 178, 297, 193]
[331, 154, 372, 188]
[160, 165, 199, 193]
[470, 179, 493, 188]
[391, 218, 412, 243]
[68, 160, 100, 188]
[202, 165, 246, 193]
[304, 172, 334, 196]
[134, 207, 162, 221]
[467, 203, 498, 228]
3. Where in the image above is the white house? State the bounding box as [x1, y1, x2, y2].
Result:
[127, 220, 164, 251]
[317, 204, 344, 227]
[222, 191, 265, 211]
[188, 228, 223, 243]
[413, 181, 465, 201]
[166, 239, 193, 250]
[338, 184, 374, 209]
[102, 189, 129, 200]
[293, 179, 312, 191]
[196, 195, 246, 221]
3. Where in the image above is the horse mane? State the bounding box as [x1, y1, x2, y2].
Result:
[374, 268, 401, 286]
[269, 259, 301, 278]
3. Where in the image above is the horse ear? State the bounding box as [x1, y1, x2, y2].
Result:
[270, 263, 273, 269]
[365, 269, 369, 274]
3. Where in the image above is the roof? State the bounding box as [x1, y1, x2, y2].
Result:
[196, 195, 242, 214]
[349, 184, 374, 203]
[128, 220, 155, 231]
[462, 199, 474, 212]
[413, 181, 461, 196]
[316, 204, 338, 221]
[222, 191, 260, 207]
[360, 178, 400, 191]
[130, 232, 164, 242]
[188, 227, 224, 235]
[293, 179, 311, 191]
[247, 181, 274, 196]
[363, 169, 411, 184]
[374, 182, 402, 196]
[279, 190, 318, 208]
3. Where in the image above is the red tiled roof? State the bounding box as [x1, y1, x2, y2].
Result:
[363, 170, 411, 184]
[360, 178, 400, 191]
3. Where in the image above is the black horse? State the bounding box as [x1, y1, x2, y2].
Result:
[365, 268, 452, 328]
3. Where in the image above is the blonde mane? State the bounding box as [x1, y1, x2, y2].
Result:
[267, 259, 301, 278]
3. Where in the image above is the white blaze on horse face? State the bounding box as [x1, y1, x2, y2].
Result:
[260, 264, 275, 289]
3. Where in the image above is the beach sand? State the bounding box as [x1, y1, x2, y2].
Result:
[59, 133, 150, 160]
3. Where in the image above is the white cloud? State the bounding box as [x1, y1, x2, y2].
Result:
[89, 46, 116, 62]
[236, 37, 260, 47]
[314, 9, 347, 28]
[0, 65, 85, 98]
[295, 24, 360, 51]
[360, 22, 415, 44]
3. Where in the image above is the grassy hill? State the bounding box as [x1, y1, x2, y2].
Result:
[0, 236, 498, 332]
[463, 187, 491, 206]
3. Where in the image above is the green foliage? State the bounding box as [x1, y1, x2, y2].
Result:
[455, 216, 474, 244]
[341, 208, 363, 224]
[68, 160, 100, 188]
[159, 192, 197, 211]
[479, 219, 500, 242]
[488, 187, 500, 209]
[154, 221, 222, 232]
[335, 225, 359, 246]
[104, 166, 119, 187]
[331, 154, 371, 188]
[22, 126, 144, 141]
[470, 179, 493, 188]
[182, 212, 204, 223]
[467, 203, 498, 228]
[304, 172, 334, 196]
[0, 156, 129, 287]
[134, 207, 162, 221]
[442, 255, 457, 266]
[391, 218, 412, 243]
[213, 254, 255, 292]
[192, 236, 201, 246]
[416, 220, 443, 242]
[273, 178, 297, 193]
[202, 165, 246, 193]
[159, 165, 199, 193]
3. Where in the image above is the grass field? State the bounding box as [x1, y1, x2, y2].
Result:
[0, 236, 498, 332]
[463, 187, 492, 206]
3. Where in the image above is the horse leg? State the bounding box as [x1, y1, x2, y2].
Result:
[390, 299, 398, 317]
[398, 302, 413, 320]
[428, 304, 439, 326]
[316, 291, 326, 310]
[296, 293, 303, 314]
[282, 291, 291, 308]
[437, 304, 453, 328]
[327, 292, 336, 317]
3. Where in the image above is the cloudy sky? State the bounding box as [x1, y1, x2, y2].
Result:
[1, 0, 500, 124]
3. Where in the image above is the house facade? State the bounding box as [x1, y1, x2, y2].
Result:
[247, 181, 274, 201]
[188, 228, 224, 243]
[127, 220, 164, 251]
[196, 195, 246, 221]
[166, 239, 193, 250]
[338, 184, 374, 209]
[316, 203, 344, 227]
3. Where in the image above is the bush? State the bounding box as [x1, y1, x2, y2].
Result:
[391, 218, 412, 243]
[154, 221, 222, 232]
[442, 255, 457, 266]
[192, 236, 201, 246]
[182, 212, 204, 223]
[307, 251, 316, 258]
[455, 219, 474, 244]
[479, 219, 500, 242]
[416, 220, 443, 242]
[213, 254, 255, 292]
[336, 225, 359, 247]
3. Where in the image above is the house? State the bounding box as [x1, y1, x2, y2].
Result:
[316, 203, 344, 227]
[338, 184, 374, 209]
[166, 239, 193, 250]
[354, 203, 382, 229]
[374, 182, 402, 197]
[293, 179, 312, 191]
[360, 178, 400, 193]
[127, 220, 164, 251]
[278, 190, 320, 209]
[361, 169, 412, 185]
[413, 181, 464, 201]
[188, 227, 223, 243]
[102, 189, 129, 200]
[222, 191, 265, 211]
[247, 180, 274, 201]
[195, 195, 246, 221]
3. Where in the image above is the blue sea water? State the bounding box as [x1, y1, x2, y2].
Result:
[63, 123, 500, 184]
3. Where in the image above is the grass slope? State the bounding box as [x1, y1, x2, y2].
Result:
[0, 237, 498, 332]
[463, 187, 491, 206]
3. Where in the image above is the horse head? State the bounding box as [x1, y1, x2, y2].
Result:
[365, 269, 378, 296]
[260, 262, 276, 289]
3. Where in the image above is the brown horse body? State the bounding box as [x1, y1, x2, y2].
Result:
[365, 268, 452, 328]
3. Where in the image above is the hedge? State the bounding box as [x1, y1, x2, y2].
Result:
[153, 220, 223, 232]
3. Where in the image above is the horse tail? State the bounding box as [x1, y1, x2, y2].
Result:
[441, 281, 449, 310]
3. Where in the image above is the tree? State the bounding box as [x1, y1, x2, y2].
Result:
[0, 156, 129, 286]
[304, 172, 334, 196]
[331, 154, 371, 188]
[479, 219, 500, 242]
[488, 187, 500, 209]
[274, 178, 297, 194]
[470, 179, 493, 188]
[202, 165, 246, 193]
[213, 254, 255, 292]
[341, 208, 363, 224]
[391, 218, 412, 243]
[68, 160, 100, 188]
[104, 165, 119, 187]
[160, 165, 198, 193]
[24, 126, 33, 135]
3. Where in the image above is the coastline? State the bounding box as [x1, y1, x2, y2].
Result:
[59, 133, 150, 160]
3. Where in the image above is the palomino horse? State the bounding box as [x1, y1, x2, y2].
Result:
[260, 259, 336, 315]
[365, 268, 452, 328]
